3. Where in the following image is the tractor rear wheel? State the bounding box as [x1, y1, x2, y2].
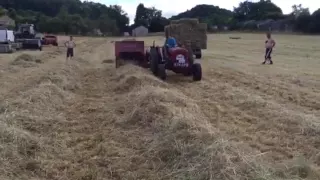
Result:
[192, 63, 202, 81]
[158, 64, 166, 80]
[150, 48, 159, 75]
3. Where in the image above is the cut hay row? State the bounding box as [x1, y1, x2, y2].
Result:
[101, 64, 319, 180]
[0, 34, 319, 180]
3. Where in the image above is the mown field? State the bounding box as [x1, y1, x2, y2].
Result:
[0, 33, 319, 180]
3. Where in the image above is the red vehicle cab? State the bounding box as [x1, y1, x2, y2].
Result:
[43, 35, 58, 46]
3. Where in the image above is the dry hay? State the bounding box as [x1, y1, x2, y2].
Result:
[96, 64, 320, 180]
[229, 36, 242, 40]
[0, 62, 317, 180]
[73, 57, 90, 64]
[111, 65, 168, 94]
[89, 64, 318, 180]
[0, 63, 80, 179]
[1, 35, 319, 180]
[10, 54, 43, 68]
[102, 59, 114, 64]
[46, 48, 65, 57]
[170, 18, 199, 25]
[122, 38, 136, 41]
[38, 65, 82, 92]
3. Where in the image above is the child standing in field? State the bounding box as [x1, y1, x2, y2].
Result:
[65, 36, 76, 62]
[263, 32, 276, 64]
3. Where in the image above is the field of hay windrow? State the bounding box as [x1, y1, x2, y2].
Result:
[0, 33, 319, 180]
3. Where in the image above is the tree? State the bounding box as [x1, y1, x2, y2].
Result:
[7, 8, 16, 19]
[290, 5, 319, 33]
[0, 0, 130, 35]
[134, 3, 148, 26]
[0, 7, 7, 16]
[149, 17, 169, 32]
[98, 14, 118, 35]
[233, 0, 283, 21]
[134, 3, 162, 27]
[107, 5, 129, 33]
[291, 4, 310, 18]
[309, 9, 320, 33]
[170, 4, 233, 27]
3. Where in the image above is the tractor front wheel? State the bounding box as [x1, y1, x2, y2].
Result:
[192, 63, 202, 81]
[150, 48, 159, 75]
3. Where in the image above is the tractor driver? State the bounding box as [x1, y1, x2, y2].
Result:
[166, 36, 177, 49]
[164, 35, 177, 57]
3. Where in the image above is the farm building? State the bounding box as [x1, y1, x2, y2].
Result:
[124, 32, 130, 36]
[132, 25, 148, 37]
[93, 29, 103, 36]
[0, 15, 15, 27]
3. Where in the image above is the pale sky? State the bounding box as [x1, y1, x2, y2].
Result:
[88, 0, 319, 24]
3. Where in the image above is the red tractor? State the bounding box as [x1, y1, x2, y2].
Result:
[148, 43, 202, 81]
[114, 39, 202, 81]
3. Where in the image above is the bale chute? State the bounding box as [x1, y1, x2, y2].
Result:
[114, 39, 148, 68]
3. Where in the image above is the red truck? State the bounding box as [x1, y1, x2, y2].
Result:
[43, 35, 58, 46]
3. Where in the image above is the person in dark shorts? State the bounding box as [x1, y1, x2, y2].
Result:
[263, 32, 276, 64]
[64, 36, 76, 62]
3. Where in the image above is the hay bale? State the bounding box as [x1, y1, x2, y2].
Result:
[170, 20, 180, 24]
[198, 23, 207, 30]
[170, 18, 199, 26]
[165, 22, 207, 49]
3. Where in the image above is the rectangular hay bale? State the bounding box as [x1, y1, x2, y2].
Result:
[170, 20, 180, 24]
[198, 23, 207, 30]
[170, 18, 199, 26]
[165, 22, 207, 49]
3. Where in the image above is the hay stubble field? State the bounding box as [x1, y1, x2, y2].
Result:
[0, 33, 319, 180]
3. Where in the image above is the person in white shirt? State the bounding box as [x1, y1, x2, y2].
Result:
[64, 36, 76, 61]
[263, 33, 276, 64]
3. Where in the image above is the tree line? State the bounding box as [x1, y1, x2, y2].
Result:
[0, 0, 129, 35]
[0, 0, 320, 35]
